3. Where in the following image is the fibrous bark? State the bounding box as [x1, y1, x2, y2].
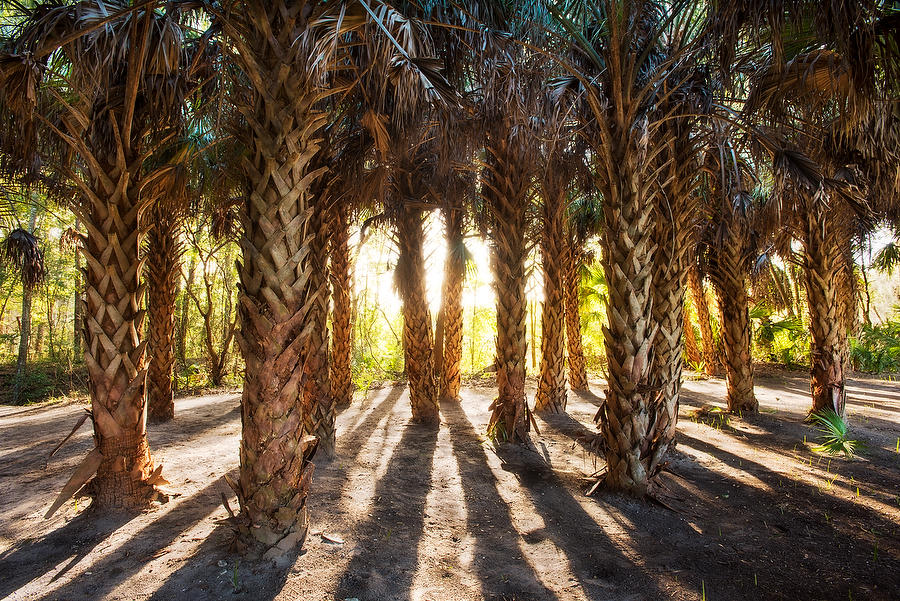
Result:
[564, 238, 589, 391]
[534, 170, 568, 413]
[801, 210, 847, 416]
[596, 159, 661, 494]
[329, 203, 353, 409]
[708, 223, 758, 413]
[301, 201, 335, 456]
[146, 204, 180, 423]
[648, 127, 696, 443]
[394, 205, 439, 424]
[683, 309, 703, 367]
[484, 132, 532, 443]
[79, 160, 160, 511]
[438, 205, 465, 402]
[688, 265, 719, 376]
[225, 3, 328, 558]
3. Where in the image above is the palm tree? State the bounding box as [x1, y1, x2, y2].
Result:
[329, 202, 354, 409]
[687, 264, 720, 375]
[713, 0, 898, 416]
[436, 198, 467, 402]
[146, 200, 182, 422]
[210, 0, 359, 556]
[467, 3, 545, 443]
[534, 142, 571, 413]
[3, 207, 46, 403]
[0, 1, 193, 513]
[481, 122, 537, 442]
[392, 192, 439, 422]
[698, 162, 761, 413]
[647, 66, 708, 427]
[563, 194, 598, 392]
[548, 0, 709, 493]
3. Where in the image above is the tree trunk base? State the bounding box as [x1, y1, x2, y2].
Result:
[89, 433, 161, 511]
[147, 406, 175, 423]
[227, 451, 316, 560]
[230, 506, 311, 562]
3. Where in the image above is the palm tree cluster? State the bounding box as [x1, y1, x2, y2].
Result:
[0, 0, 897, 558]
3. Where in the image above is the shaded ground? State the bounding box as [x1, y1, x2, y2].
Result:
[1, 369, 898, 601]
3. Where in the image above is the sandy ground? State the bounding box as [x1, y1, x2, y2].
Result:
[0, 368, 898, 601]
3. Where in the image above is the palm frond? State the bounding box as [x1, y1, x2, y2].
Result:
[2, 226, 45, 289]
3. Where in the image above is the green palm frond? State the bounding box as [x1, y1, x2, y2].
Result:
[872, 240, 900, 276]
[808, 408, 861, 458]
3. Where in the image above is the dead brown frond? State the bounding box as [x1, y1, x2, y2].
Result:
[2, 227, 46, 290]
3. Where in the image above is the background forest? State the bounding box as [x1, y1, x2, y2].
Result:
[2, 197, 898, 405]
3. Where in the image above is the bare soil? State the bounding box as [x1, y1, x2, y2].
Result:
[1, 368, 899, 601]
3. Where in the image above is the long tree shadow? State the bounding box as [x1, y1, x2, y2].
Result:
[846, 377, 900, 396]
[340, 385, 406, 452]
[678, 391, 900, 488]
[442, 400, 561, 601]
[0, 396, 240, 481]
[663, 433, 900, 600]
[569, 388, 605, 407]
[33, 475, 231, 601]
[334, 416, 439, 601]
[0, 509, 133, 599]
[535, 411, 604, 457]
[487, 443, 669, 600]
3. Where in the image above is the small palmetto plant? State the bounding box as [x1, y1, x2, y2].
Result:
[808, 409, 861, 458]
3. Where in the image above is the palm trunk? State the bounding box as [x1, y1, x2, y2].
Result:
[79, 165, 159, 510]
[73, 222, 83, 360]
[394, 206, 439, 424]
[683, 309, 703, 367]
[146, 205, 180, 423]
[484, 134, 531, 443]
[596, 150, 662, 495]
[801, 212, 847, 416]
[301, 202, 335, 456]
[438, 205, 465, 402]
[564, 238, 589, 391]
[648, 133, 695, 441]
[329, 204, 353, 409]
[688, 265, 719, 376]
[835, 240, 858, 343]
[708, 232, 757, 413]
[535, 172, 567, 413]
[225, 5, 327, 558]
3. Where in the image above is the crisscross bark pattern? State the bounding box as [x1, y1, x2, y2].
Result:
[146, 204, 180, 423]
[564, 238, 588, 391]
[484, 133, 532, 443]
[394, 205, 439, 423]
[329, 204, 353, 409]
[648, 129, 697, 447]
[801, 209, 847, 415]
[438, 206, 465, 402]
[226, 1, 328, 557]
[301, 202, 334, 455]
[80, 154, 159, 509]
[535, 171, 568, 413]
[707, 214, 758, 413]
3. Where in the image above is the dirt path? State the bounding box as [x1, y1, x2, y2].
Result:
[1, 370, 898, 601]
